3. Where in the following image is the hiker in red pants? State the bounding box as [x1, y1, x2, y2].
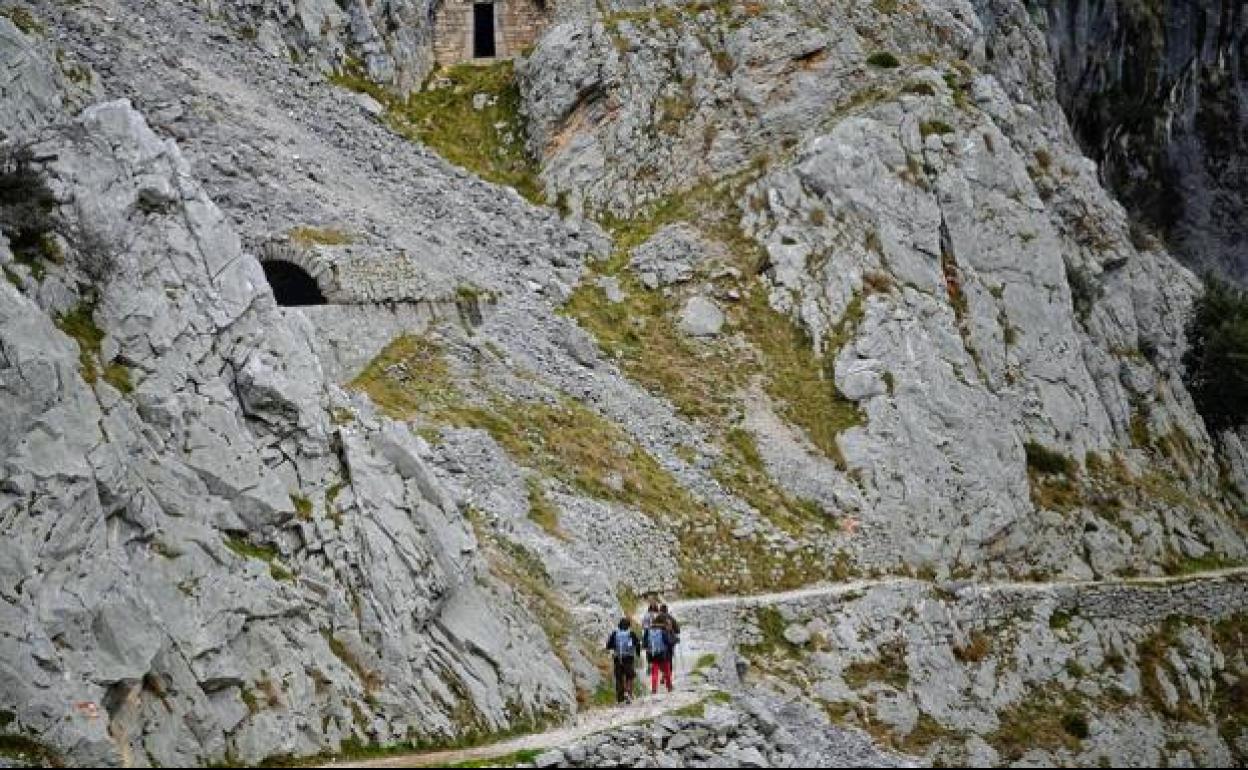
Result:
[643, 612, 677, 694]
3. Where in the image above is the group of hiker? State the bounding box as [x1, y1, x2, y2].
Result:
[604, 598, 681, 704]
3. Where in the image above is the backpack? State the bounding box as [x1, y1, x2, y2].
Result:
[646, 626, 669, 658]
[612, 629, 635, 659]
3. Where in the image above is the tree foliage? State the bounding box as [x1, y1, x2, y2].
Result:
[1183, 278, 1248, 431]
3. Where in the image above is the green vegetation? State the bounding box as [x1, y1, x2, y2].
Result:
[1049, 609, 1075, 630]
[351, 328, 825, 596]
[1163, 551, 1241, 576]
[866, 52, 901, 68]
[0, 726, 59, 767]
[323, 631, 383, 695]
[448, 749, 542, 768]
[1, 145, 59, 280]
[1066, 263, 1102, 323]
[54, 299, 133, 392]
[1213, 614, 1248, 762]
[919, 120, 954, 137]
[842, 640, 909, 689]
[1183, 277, 1248, 430]
[291, 494, 313, 521]
[671, 700, 706, 718]
[1024, 441, 1081, 513]
[741, 606, 800, 659]
[332, 60, 542, 202]
[1137, 615, 1204, 722]
[988, 688, 1088, 761]
[288, 226, 353, 247]
[0, 6, 41, 35]
[692, 653, 718, 674]
[1024, 441, 1076, 476]
[56, 301, 104, 383]
[526, 477, 569, 541]
[564, 173, 862, 477]
[224, 536, 293, 582]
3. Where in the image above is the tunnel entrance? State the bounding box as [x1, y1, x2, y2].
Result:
[262, 260, 327, 306]
[473, 3, 496, 59]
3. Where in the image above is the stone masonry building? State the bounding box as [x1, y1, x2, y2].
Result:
[432, 0, 551, 66]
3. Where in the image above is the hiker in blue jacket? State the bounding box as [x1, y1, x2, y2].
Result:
[644, 612, 677, 694]
[605, 617, 641, 704]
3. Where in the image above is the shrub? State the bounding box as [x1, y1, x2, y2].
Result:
[919, 120, 955, 137]
[1183, 277, 1248, 430]
[0, 145, 58, 276]
[866, 52, 900, 68]
[1066, 263, 1102, 322]
[1024, 440, 1075, 476]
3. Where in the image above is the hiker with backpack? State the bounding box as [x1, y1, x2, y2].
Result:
[644, 612, 677, 694]
[641, 599, 660, 632]
[605, 617, 641, 704]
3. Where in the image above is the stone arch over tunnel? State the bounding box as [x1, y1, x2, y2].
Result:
[262, 259, 327, 306]
[259, 241, 341, 306]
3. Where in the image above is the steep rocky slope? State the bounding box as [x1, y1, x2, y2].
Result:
[1, 0, 1246, 766]
[1031, 0, 1247, 284]
[519, 0, 1247, 577]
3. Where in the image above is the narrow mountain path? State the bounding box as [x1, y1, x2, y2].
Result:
[325, 566, 1248, 768]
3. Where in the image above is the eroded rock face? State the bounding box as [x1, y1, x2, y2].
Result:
[216, 0, 437, 92]
[1029, 0, 1248, 285]
[684, 574, 1248, 767]
[519, 0, 1247, 577]
[0, 26, 574, 763]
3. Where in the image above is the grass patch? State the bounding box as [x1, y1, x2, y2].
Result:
[1024, 441, 1081, 513]
[448, 749, 543, 768]
[288, 226, 352, 247]
[1049, 608, 1076, 630]
[323, 631, 384, 694]
[1213, 614, 1248, 762]
[0, 733, 60, 767]
[352, 333, 822, 596]
[843, 640, 909, 689]
[0, 6, 41, 35]
[332, 60, 542, 202]
[1024, 441, 1077, 475]
[526, 477, 569, 541]
[1137, 615, 1205, 722]
[672, 700, 706, 718]
[952, 630, 991, 663]
[866, 51, 900, 68]
[988, 687, 1088, 761]
[53, 299, 134, 392]
[919, 120, 954, 137]
[224, 536, 293, 582]
[55, 300, 105, 384]
[692, 653, 718, 674]
[1163, 552, 1241, 576]
[741, 606, 802, 659]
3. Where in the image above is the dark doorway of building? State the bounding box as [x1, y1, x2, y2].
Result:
[262, 260, 327, 306]
[473, 3, 496, 59]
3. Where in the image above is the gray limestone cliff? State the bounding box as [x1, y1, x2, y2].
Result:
[1028, 0, 1247, 284]
[1, 0, 1246, 766]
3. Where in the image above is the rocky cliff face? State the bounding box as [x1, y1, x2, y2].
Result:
[519, 0, 1247, 578]
[0, 11, 587, 766]
[1029, 0, 1247, 284]
[1, 0, 1246, 766]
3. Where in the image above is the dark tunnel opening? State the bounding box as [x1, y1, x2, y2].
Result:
[262, 260, 327, 307]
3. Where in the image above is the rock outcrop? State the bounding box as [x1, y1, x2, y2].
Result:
[1, 0, 1246, 765]
[682, 573, 1248, 766]
[0, 15, 579, 766]
[519, 0, 1248, 577]
[1031, 0, 1247, 284]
